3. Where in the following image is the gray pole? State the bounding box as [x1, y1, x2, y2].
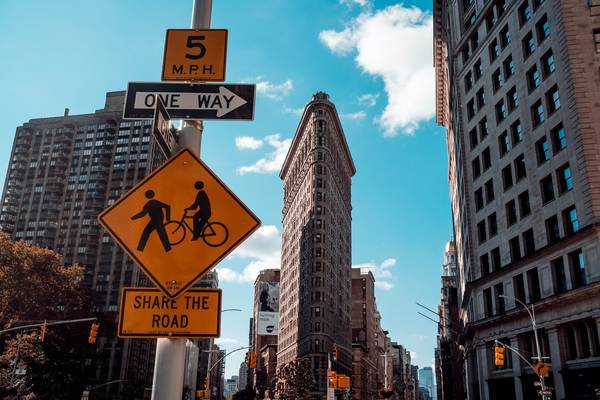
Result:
[151, 1, 212, 399]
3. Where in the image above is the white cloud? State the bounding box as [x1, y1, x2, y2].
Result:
[353, 258, 397, 290]
[237, 134, 292, 175]
[358, 93, 379, 107]
[256, 79, 294, 100]
[340, 0, 372, 8]
[235, 136, 263, 150]
[283, 106, 304, 117]
[340, 111, 366, 121]
[319, 5, 435, 136]
[410, 351, 417, 361]
[216, 225, 281, 283]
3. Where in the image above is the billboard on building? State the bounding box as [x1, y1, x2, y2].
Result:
[257, 282, 279, 336]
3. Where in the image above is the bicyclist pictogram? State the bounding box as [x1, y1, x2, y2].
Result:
[131, 181, 229, 251]
[97, 148, 260, 299]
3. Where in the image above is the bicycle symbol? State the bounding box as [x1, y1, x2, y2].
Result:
[164, 209, 229, 247]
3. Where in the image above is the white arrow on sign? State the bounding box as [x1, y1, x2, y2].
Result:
[133, 86, 247, 117]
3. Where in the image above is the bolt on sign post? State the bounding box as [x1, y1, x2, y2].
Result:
[162, 29, 227, 82]
[118, 288, 222, 338]
[98, 149, 261, 299]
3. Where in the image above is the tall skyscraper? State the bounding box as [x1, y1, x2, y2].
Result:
[418, 367, 434, 400]
[277, 92, 355, 394]
[435, 0, 600, 397]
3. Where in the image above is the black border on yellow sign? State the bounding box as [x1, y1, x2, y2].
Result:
[161, 28, 228, 82]
[117, 287, 222, 338]
[97, 148, 261, 298]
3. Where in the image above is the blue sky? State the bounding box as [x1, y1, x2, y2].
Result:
[0, 0, 450, 379]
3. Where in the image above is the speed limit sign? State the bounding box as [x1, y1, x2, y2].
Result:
[162, 29, 228, 82]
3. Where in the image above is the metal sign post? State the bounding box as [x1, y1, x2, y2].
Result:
[151, 1, 210, 398]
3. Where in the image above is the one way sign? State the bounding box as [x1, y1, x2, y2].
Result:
[123, 82, 255, 120]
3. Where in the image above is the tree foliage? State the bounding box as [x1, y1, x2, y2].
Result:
[0, 233, 92, 399]
[274, 358, 319, 400]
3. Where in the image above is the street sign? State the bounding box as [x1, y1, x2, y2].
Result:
[98, 149, 261, 298]
[123, 82, 255, 120]
[153, 97, 177, 158]
[15, 368, 26, 376]
[162, 29, 227, 82]
[118, 287, 222, 338]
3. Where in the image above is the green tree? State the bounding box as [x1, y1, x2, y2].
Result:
[0, 233, 92, 399]
[274, 358, 319, 400]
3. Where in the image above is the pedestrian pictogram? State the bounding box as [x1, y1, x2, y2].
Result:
[118, 287, 222, 338]
[98, 149, 261, 298]
[162, 29, 228, 82]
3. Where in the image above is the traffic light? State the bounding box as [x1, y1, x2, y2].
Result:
[39, 322, 47, 342]
[494, 343, 505, 367]
[196, 390, 205, 399]
[332, 344, 338, 361]
[245, 351, 250, 365]
[204, 376, 208, 388]
[249, 351, 257, 368]
[88, 321, 99, 344]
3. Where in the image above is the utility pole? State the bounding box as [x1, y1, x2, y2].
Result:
[150, 1, 211, 399]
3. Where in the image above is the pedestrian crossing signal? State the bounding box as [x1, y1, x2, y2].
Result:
[88, 322, 99, 344]
[332, 344, 338, 361]
[494, 343, 505, 366]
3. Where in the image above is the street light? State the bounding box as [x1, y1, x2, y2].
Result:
[499, 294, 551, 400]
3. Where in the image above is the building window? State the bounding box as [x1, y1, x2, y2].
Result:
[540, 175, 554, 204]
[485, 179, 495, 203]
[485, 9, 497, 31]
[594, 29, 600, 54]
[474, 59, 483, 80]
[488, 213, 498, 237]
[499, 131, 511, 157]
[551, 123, 567, 152]
[514, 274, 526, 304]
[536, 136, 550, 165]
[507, 87, 519, 111]
[506, 199, 518, 225]
[551, 257, 567, 294]
[503, 55, 515, 79]
[541, 50, 556, 77]
[518, 190, 531, 217]
[467, 99, 476, 120]
[475, 188, 484, 210]
[483, 288, 493, 317]
[527, 66, 542, 91]
[479, 117, 489, 138]
[502, 165, 513, 190]
[496, 100, 507, 123]
[493, 69, 504, 92]
[500, 25, 511, 48]
[527, 268, 541, 302]
[557, 163, 573, 193]
[532, 100, 545, 126]
[469, 128, 478, 149]
[569, 249, 586, 288]
[563, 206, 579, 235]
[510, 236, 522, 262]
[511, 120, 523, 145]
[545, 215, 560, 244]
[546, 86, 561, 114]
[473, 157, 481, 180]
[476, 88, 486, 109]
[482, 147, 491, 170]
[523, 228, 535, 256]
[519, 1, 532, 25]
[523, 32, 536, 58]
[491, 247, 501, 271]
[465, 71, 474, 92]
[514, 154, 527, 180]
[494, 283, 505, 315]
[536, 15, 550, 42]
[480, 254, 490, 276]
[532, 0, 544, 10]
[489, 39, 501, 62]
[478, 220, 487, 244]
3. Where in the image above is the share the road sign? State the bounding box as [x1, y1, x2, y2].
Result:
[123, 82, 255, 120]
[98, 149, 261, 298]
[118, 288, 222, 338]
